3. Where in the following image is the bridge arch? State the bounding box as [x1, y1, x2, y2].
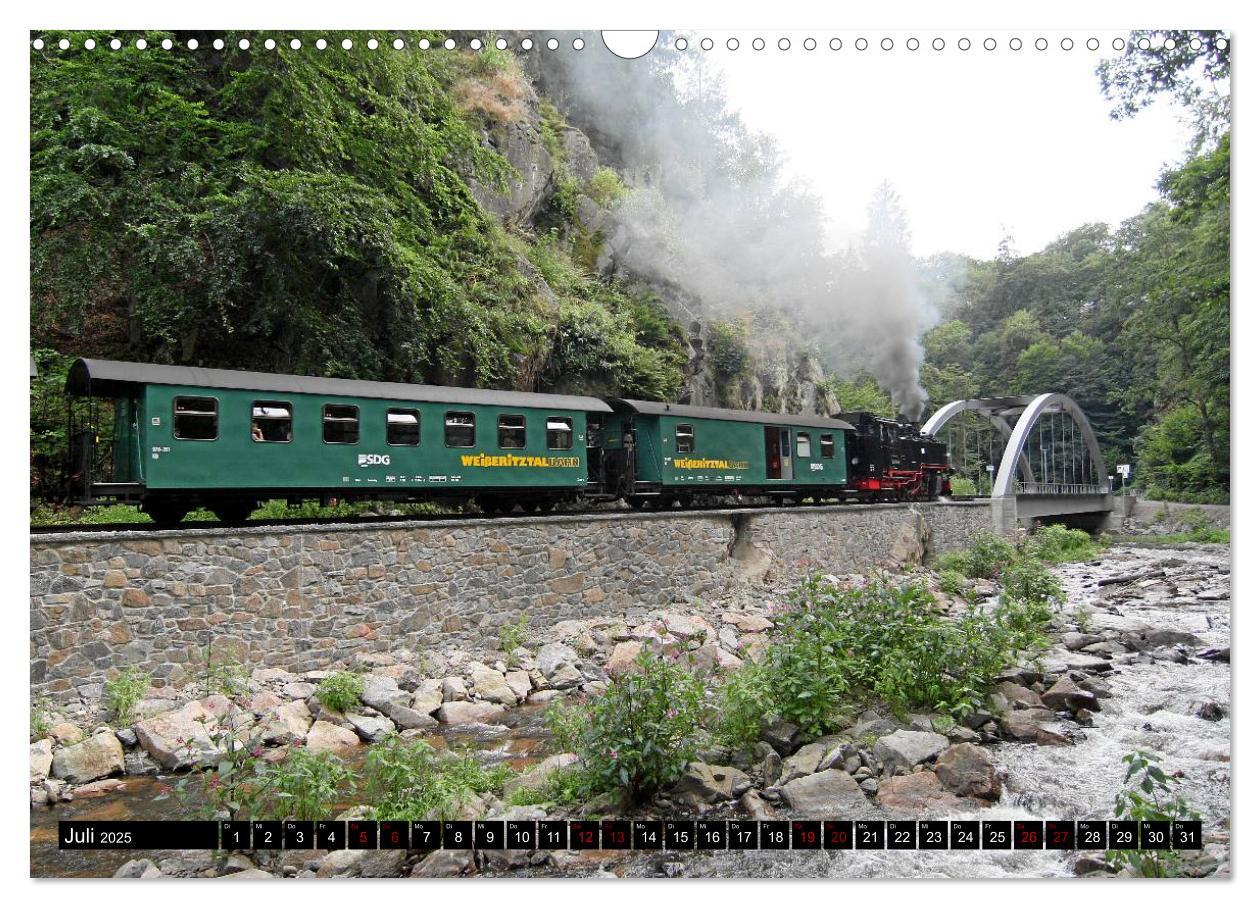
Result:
[921, 393, 1108, 498]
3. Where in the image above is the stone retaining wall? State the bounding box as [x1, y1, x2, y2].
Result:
[30, 502, 991, 701]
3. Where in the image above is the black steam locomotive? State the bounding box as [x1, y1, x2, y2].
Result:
[837, 412, 952, 501]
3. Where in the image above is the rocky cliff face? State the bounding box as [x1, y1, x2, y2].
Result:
[466, 63, 839, 417]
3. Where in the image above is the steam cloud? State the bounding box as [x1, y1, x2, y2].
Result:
[532, 36, 937, 420]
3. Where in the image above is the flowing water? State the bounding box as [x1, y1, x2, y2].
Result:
[30, 544, 1230, 879]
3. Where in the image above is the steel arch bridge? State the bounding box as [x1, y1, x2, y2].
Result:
[921, 394, 1115, 532]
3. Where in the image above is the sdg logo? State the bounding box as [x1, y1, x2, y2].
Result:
[358, 453, 391, 467]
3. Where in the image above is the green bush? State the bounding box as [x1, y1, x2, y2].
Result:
[938, 568, 967, 596]
[999, 555, 1067, 611]
[272, 747, 356, 821]
[561, 651, 706, 801]
[104, 667, 151, 725]
[710, 660, 774, 750]
[1108, 750, 1201, 877]
[949, 477, 978, 496]
[316, 672, 364, 713]
[588, 167, 629, 208]
[498, 614, 530, 655]
[933, 532, 1017, 579]
[363, 737, 512, 820]
[1026, 524, 1099, 563]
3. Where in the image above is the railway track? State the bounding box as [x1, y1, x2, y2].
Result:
[30, 496, 971, 538]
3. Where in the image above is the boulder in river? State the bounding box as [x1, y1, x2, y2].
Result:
[51, 731, 125, 784]
[305, 720, 359, 757]
[1042, 676, 1101, 713]
[876, 771, 966, 813]
[933, 743, 1001, 800]
[780, 768, 870, 817]
[670, 762, 752, 809]
[134, 699, 238, 770]
[30, 738, 53, 783]
[437, 700, 505, 725]
[873, 730, 949, 772]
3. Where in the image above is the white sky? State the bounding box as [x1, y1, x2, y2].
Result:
[693, 30, 1199, 259]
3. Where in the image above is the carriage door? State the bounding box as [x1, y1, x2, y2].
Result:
[764, 426, 781, 479]
[779, 428, 794, 479]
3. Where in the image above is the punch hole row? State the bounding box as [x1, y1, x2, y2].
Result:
[31, 34, 1229, 54]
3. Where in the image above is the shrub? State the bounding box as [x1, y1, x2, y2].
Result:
[316, 672, 364, 713]
[999, 555, 1066, 611]
[563, 651, 706, 801]
[363, 737, 513, 820]
[710, 660, 774, 750]
[272, 747, 356, 821]
[498, 614, 530, 655]
[933, 532, 1017, 579]
[949, 477, 978, 496]
[104, 666, 151, 725]
[938, 568, 967, 596]
[1026, 524, 1099, 563]
[200, 646, 248, 698]
[588, 167, 629, 208]
[1108, 750, 1201, 877]
[31, 697, 53, 740]
[763, 576, 854, 736]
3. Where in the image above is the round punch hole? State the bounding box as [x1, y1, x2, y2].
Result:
[316, 38, 326, 50]
[675, 37, 688, 51]
[778, 38, 790, 51]
[984, 37, 996, 51]
[1215, 38, 1227, 51]
[752, 38, 765, 51]
[520, 38, 533, 50]
[1061, 38, 1073, 51]
[237, 38, 249, 50]
[958, 37, 971, 51]
[341, 38, 352, 49]
[368, 38, 379, 50]
[496, 38, 507, 50]
[701, 37, 713, 51]
[112, 38, 123, 49]
[419, 38, 431, 49]
[907, 37, 919, 51]
[32, 38, 44, 49]
[187, 38, 199, 49]
[1086, 38, 1099, 51]
[135, 38, 147, 49]
[881, 38, 893, 51]
[803, 37, 816, 50]
[547, 37, 559, 50]
[396, 38, 408, 50]
[58, 38, 69, 50]
[931, 37, 944, 51]
[443, 38, 455, 50]
[572, 37, 584, 50]
[1035, 37, 1048, 51]
[1112, 38, 1125, 51]
[1189, 37, 1202, 51]
[85, 38, 96, 49]
[264, 39, 276, 50]
[1137, 37, 1150, 50]
[162, 38, 173, 50]
[1164, 37, 1176, 50]
[1010, 37, 1022, 50]
[726, 38, 739, 50]
[214, 38, 225, 50]
[855, 37, 868, 51]
[829, 38, 842, 50]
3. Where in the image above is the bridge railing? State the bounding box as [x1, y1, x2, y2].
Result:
[1013, 481, 1112, 496]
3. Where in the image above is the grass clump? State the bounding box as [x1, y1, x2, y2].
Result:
[363, 737, 514, 820]
[1025, 524, 1101, 562]
[31, 697, 53, 740]
[316, 672, 364, 713]
[498, 614, 530, 655]
[933, 532, 1018, 579]
[588, 167, 629, 208]
[271, 747, 357, 821]
[710, 660, 774, 750]
[104, 666, 151, 725]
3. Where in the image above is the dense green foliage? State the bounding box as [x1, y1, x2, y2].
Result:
[1108, 750, 1201, 877]
[362, 736, 513, 820]
[30, 31, 686, 484]
[103, 666, 150, 725]
[315, 671, 364, 713]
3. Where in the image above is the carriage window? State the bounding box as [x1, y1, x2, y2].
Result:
[387, 408, 420, 446]
[173, 397, 218, 440]
[445, 412, 475, 447]
[820, 433, 835, 458]
[676, 424, 694, 454]
[796, 432, 812, 458]
[498, 414, 526, 449]
[547, 417, 573, 450]
[322, 404, 359, 444]
[251, 401, 292, 443]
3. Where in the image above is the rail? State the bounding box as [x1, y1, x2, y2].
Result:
[1013, 481, 1111, 496]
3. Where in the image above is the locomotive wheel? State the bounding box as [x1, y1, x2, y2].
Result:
[627, 497, 646, 510]
[478, 497, 503, 516]
[212, 499, 255, 525]
[143, 499, 188, 528]
[535, 499, 555, 514]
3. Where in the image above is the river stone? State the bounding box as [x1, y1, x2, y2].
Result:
[739, 790, 778, 820]
[762, 719, 801, 756]
[30, 738, 54, 782]
[441, 677, 470, 701]
[504, 753, 579, 796]
[606, 641, 644, 676]
[933, 743, 1001, 800]
[660, 613, 712, 639]
[693, 644, 744, 673]
[778, 741, 829, 785]
[317, 847, 407, 878]
[1001, 713, 1070, 746]
[1062, 632, 1105, 651]
[469, 664, 518, 705]
[259, 699, 314, 744]
[995, 681, 1046, 710]
[670, 762, 752, 809]
[780, 769, 869, 817]
[1124, 628, 1204, 651]
[873, 730, 949, 771]
[282, 681, 316, 701]
[252, 667, 297, 685]
[437, 700, 505, 725]
[248, 691, 283, 713]
[305, 720, 359, 757]
[134, 700, 233, 770]
[504, 670, 532, 701]
[410, 850, 472, 877]
[379, 701, 438, 731]
[114, 858, 164, 879]
[1042, 650, 1114, 675]
[411, 680, 444, 715]
[361, 675, 408, 711]
[347, 714, 395, 743]
[51, 731, 125, 784]
[50, 721, 84, 745]
[876, 772, 965, 813]
[1194, 699, 1226, 721]
[537, 643, 581, 679]
[1041, 676, 1101, 713]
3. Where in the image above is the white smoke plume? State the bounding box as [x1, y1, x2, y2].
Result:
[531, 35, 938, 419]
